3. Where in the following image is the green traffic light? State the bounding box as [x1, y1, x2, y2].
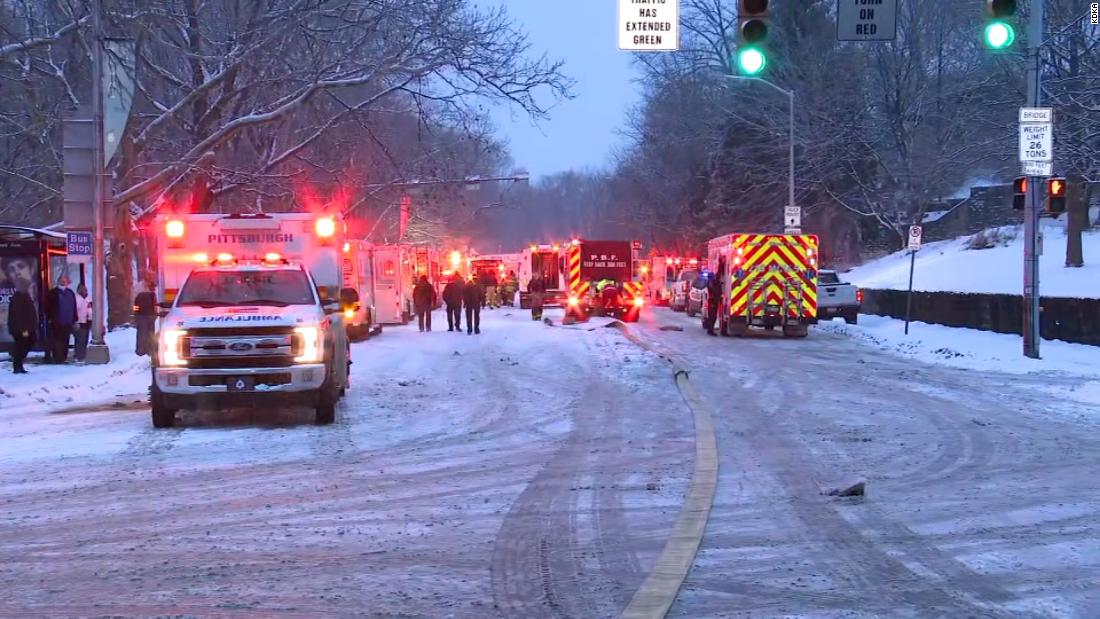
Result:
[984, 21, 1015, 49]
[737, 47, 766, 75]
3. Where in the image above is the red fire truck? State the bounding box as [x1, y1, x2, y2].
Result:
[564, 239, 644, 322]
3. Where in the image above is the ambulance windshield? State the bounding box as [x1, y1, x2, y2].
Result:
[177, 270, 315, 308]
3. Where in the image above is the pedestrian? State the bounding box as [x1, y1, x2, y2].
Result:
[442, 275, 465, 332]
[529, 275, 545, 321]
[703, 271, 722, 336]
[481, 270, 498, 309]
[134, 279, 158, 356]
[412, 275, 436, 332]
[46, 274, 77, 363]
[73, 283, 92, 364]
[463, 275, 483, 335]
[7, 286, 37, 374]
[501, 270, 518, 307]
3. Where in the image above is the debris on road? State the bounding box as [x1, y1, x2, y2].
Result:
[825, 478, 866, 498]
[660, 325, 684, 332]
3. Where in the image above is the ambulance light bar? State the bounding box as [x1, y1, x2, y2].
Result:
[216, 253, 234, 263]
[192, 253, 209, 263]
[264, 253, 282, 262]
[166, 220, 185, 238]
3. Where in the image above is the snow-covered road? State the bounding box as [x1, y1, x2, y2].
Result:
[2, 307, 1099, 617]
[0, 309, 693, 617]
[629, 310, 1100, 618]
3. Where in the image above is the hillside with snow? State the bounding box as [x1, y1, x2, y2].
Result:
[847, 220, 1100, 299]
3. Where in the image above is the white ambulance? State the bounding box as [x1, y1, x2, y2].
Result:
[340, 239, 382, 341]
[155, 212, 364, 330]
[151, 255, 350, 427]
[518, 243, 566, 308]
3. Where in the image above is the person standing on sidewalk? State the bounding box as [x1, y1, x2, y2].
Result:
[133, 280, 158, 356]
[7, 287, 37, 374]
[46, 274, 77, 363]
[73, 283, 92, 364]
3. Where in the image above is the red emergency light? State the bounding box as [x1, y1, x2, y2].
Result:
[633, 297, 645, 307]
[264, 252, 282, 262]
[191, 253, 209, 263]
[216, 253, 234, 263]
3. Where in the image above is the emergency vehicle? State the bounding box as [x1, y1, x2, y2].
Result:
[151, 254, 350, 427]
[705, 232, 818, 337]
[564, 239, 644, 322]
[340, 240, 382, 341]
[154, 212, 361, 321]
[518, 243, 567, 308]
[644, 255, 701, 307]
[369, 244, 445, 324]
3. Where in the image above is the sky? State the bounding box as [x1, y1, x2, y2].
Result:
[485, 0, 641, 180]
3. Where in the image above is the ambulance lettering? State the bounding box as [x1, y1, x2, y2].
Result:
[198, 315, 283, 323]
[207, 234, 295, 244]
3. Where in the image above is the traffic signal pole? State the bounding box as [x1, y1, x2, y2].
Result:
[726, 75, 795, 209]
[1022, 0, 1043, 359]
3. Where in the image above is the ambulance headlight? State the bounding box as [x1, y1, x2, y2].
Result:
[160, 329, 187, 367]
[293, 326, 323, 363]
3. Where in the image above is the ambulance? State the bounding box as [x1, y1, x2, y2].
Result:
[705, 232, 818, 337]
[518, 243, 567, 308]
[644, 255, 701, 307]
[155, 212, 358, 310]
[369, 244, 444, 324]
[340, 240, 382, 341]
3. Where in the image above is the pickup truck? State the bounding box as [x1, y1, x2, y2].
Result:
[150, 258, 350, 428]
[817, 270, 861, 324]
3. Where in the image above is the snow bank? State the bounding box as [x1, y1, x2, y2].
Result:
[816, 315, 1100, 377]
[0, 328, 150, 416]
[848, 220, 1100, 298]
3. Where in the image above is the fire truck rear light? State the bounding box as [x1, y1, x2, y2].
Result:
[689, 259, 698, 265]
[165, 220, 185, 238]
[264, 252, 282, 262]
[571, 238, 580, 246]
[634, 297, 645, 307]
[216, 253, 234, 263]
[567, 296, 579, 307]
[191, 253, 208, 263]
[342, 242, 351, 253]
[552, 244, 560, 251]
[315, 217, 336, 238]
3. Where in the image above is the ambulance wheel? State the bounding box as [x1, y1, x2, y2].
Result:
[315, 367, 338, 425]
[150, 393, 177, 428]
[149, 376, 177, 428]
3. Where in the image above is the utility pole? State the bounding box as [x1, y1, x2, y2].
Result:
[87, 0, 110, 363]
[1022, 0, 1043, 359]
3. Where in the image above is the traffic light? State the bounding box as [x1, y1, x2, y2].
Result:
[1047, 177, 1066, 214]
[983, 0, 1017, 50]
[1012, 176, 1027, 210]
[737, 0, 769, 75]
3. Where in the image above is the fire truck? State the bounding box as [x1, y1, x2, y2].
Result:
[518, 243, 567, 309]
[705, 232, 818, 338]
[564, 239, 644, 322]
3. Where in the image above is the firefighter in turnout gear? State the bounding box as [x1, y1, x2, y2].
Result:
[704, 270, 721, 336]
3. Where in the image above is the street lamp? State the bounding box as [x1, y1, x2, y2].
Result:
[725, 75, 795, 212]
